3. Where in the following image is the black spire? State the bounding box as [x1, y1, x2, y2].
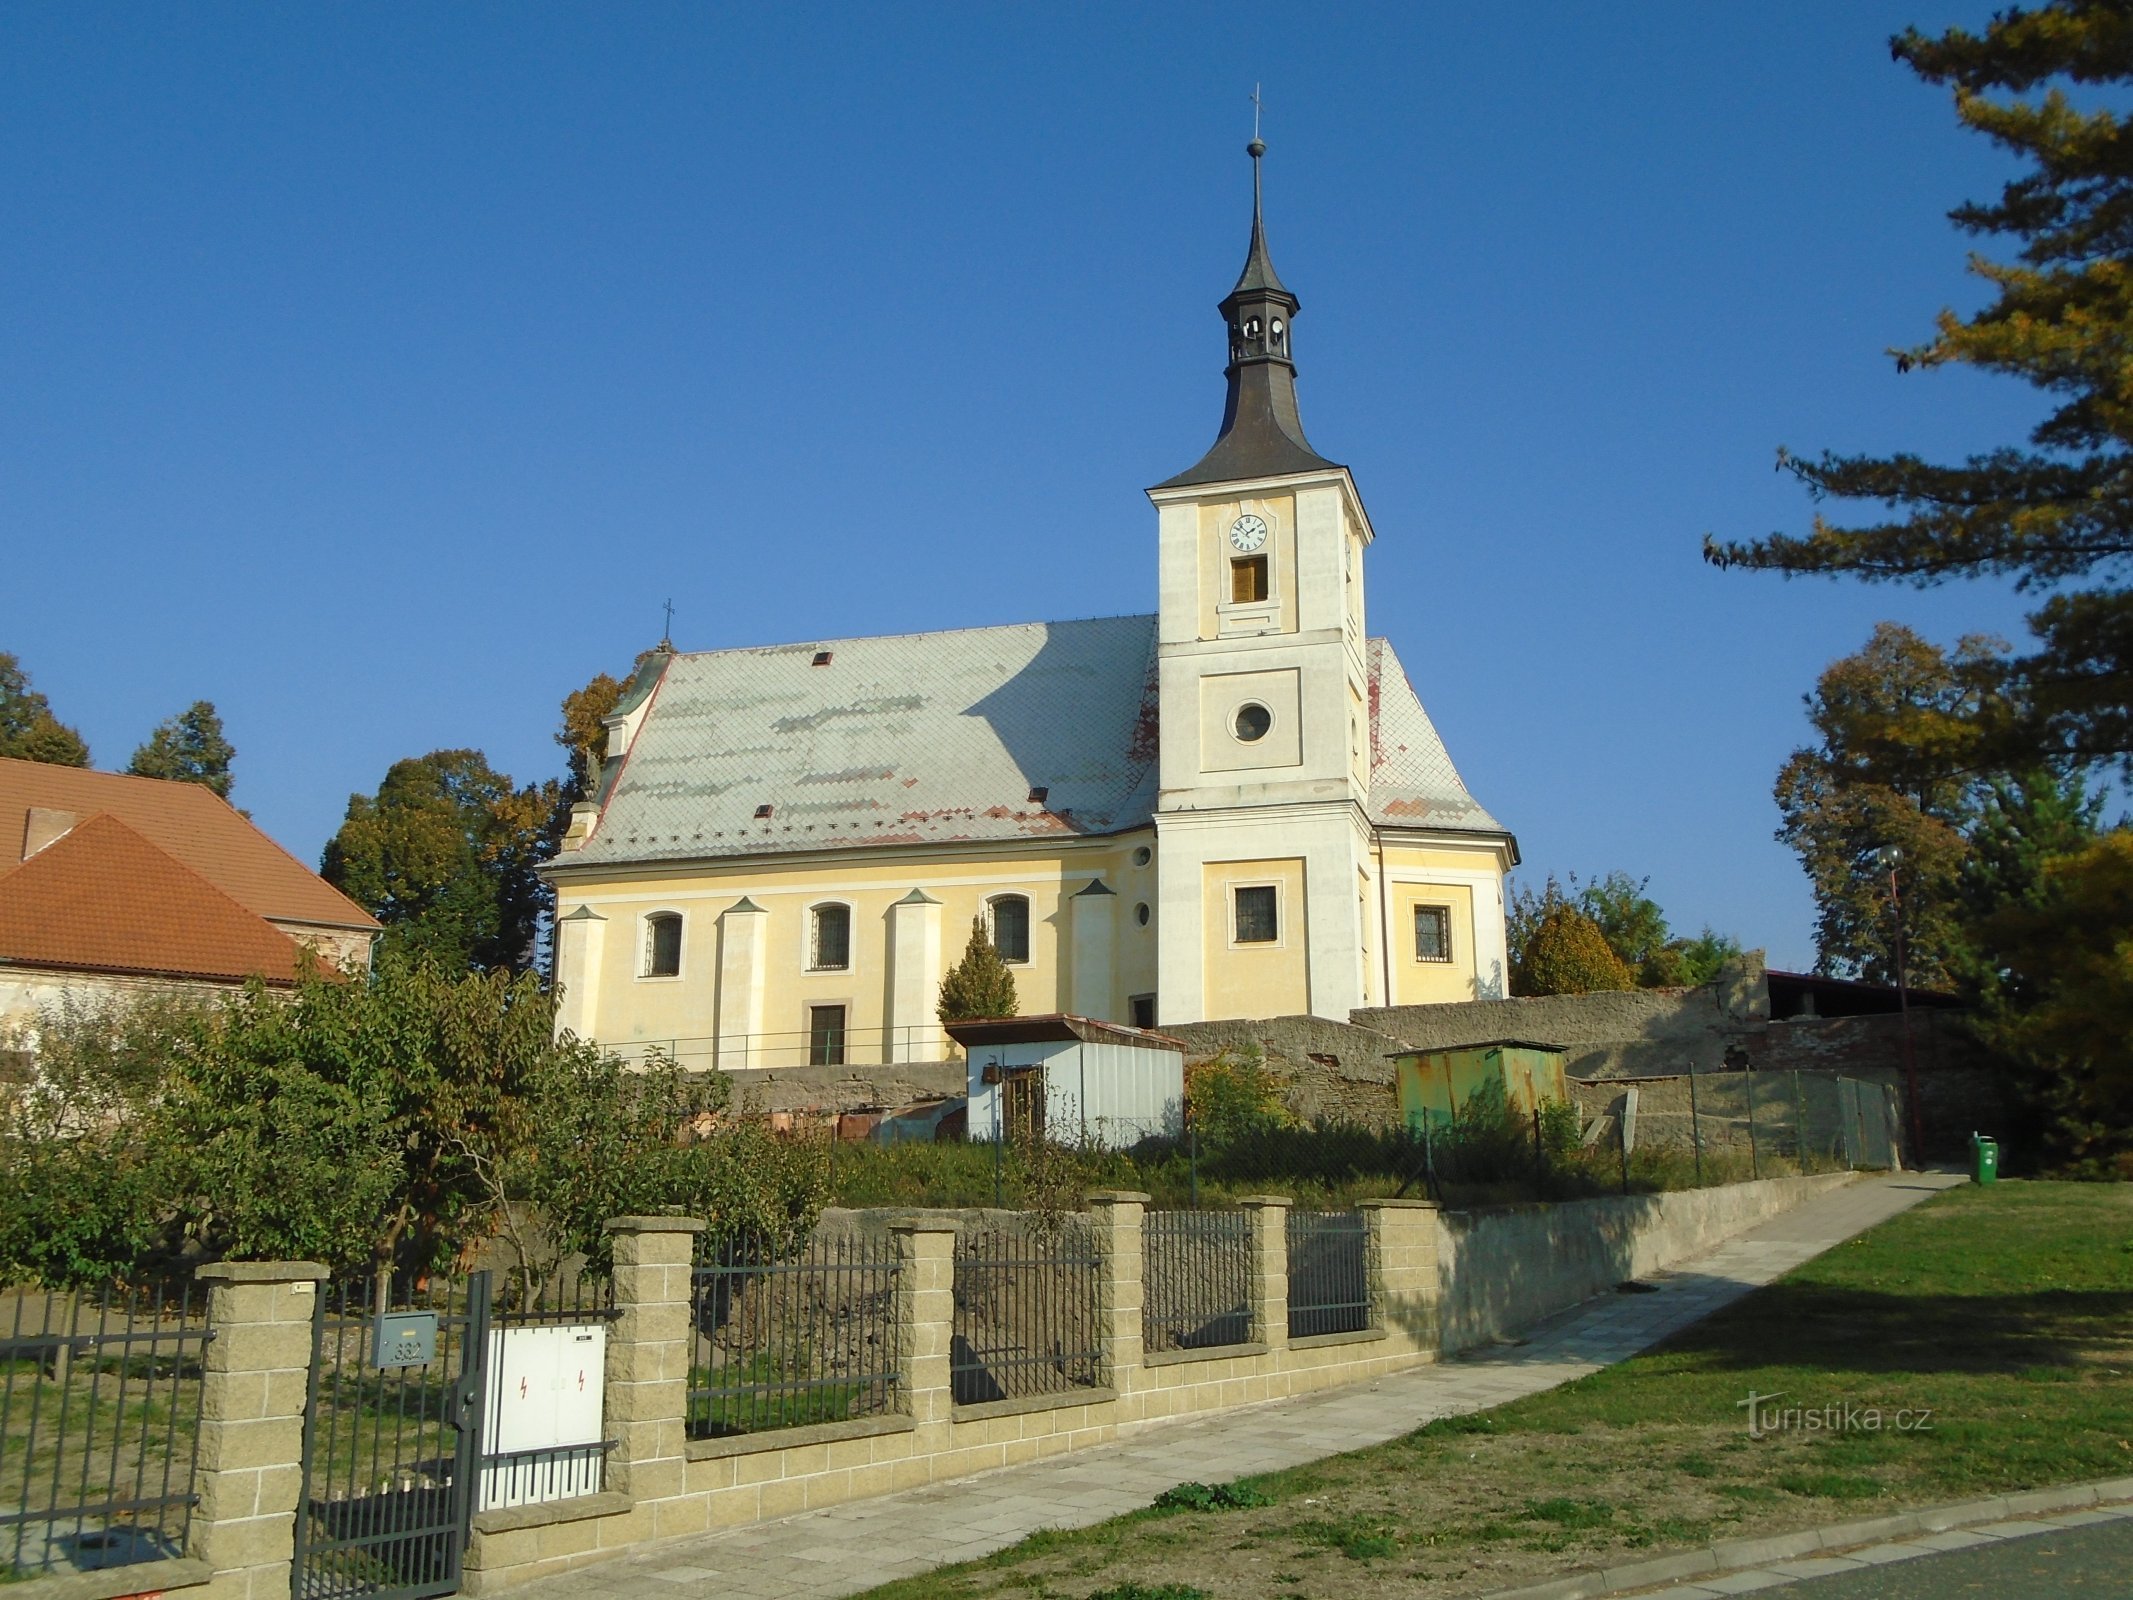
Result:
[1155, 137, 1339, 490]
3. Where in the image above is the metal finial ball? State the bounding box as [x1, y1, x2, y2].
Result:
[1247, 138, 1266, 158]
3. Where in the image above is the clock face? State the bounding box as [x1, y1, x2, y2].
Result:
[1229, 514, 1268, 553]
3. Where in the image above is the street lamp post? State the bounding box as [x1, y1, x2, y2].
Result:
[1875, 846, 1927, 1164]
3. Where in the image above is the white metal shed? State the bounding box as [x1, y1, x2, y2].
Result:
[949, 1014, 1186, 1150]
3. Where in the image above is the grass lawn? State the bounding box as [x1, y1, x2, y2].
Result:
[852, 1180, 2133, 1600]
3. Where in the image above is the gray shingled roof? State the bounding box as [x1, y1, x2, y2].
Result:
[1367, 638, 1506, 835]
[569, 616, 1503, 866]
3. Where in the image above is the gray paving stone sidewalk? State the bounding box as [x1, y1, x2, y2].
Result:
[532, 1171, 1965, 1600]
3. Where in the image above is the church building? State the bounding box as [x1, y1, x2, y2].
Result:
[542, 142, 1517, 1070]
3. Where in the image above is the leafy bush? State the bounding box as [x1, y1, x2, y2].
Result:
[0, 961, 832, 1290]
[1153, 1479, 1274, 1511]
[1186, 1047, 1293, 1146]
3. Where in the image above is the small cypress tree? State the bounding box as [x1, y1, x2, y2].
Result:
[937, 916, 1019, 1023]
[1514, 904, 1636, 996]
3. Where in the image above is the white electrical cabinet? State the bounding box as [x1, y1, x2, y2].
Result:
[479, 1323, 606, 1509]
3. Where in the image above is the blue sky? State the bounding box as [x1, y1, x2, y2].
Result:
[1, 3, 2046, 969]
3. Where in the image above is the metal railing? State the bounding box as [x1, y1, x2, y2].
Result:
[950, 1220, 1103, 1406]
[1285, 1210, 1373, 1339]
[599, 1025, 942, 1072]
[483, 1266, 616, 1508]
[0, 1282, 212, 1579]
[1141, 1210, 1253, 1354]
[688, 1234, 902, 1439]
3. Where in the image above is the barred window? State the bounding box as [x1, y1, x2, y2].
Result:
[644, 913, 682, 977]
[1234, 885, 1278, 944]
[990, 895, 1030, 964]
[1414, 904, 1452, 963]
[811, 903, 851, 970]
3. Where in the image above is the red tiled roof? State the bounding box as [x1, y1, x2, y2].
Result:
[0, 813, 304, 984]
[0, 759, 376, 931]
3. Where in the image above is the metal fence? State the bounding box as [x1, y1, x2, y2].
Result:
[950, 1219, 1103, 1406]
[292, 1275, 487, 1600]
[1572, 1070, 1907, 1184]
[0, 1282, 213, 1579]
[1284, 1210, 1373, 1340]
[1141, 1209, 1253, 1354]
[688, 1234, 902, 1439]
[483, 1266, 615, 1508]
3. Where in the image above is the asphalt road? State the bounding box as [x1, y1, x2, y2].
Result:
[1772, 1517, 2133, 1597]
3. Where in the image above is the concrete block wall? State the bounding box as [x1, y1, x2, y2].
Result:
[11, 1173, 1846, 1600]
[460, 1198, 1445, 1593]
[1432, 1172, 1856, 1352]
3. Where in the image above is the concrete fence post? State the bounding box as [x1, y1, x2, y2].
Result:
[1086, 1191, 1148, 1392]
[890, 1219, 958, 1439]
[1235, 1196, 1291, 1351]
[1358, 1199, 1441, 1354]
[603, 1216, 706, 1513]
[189, 1260, 328, 1600]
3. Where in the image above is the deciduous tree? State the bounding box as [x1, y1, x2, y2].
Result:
[1512, 899, 1636, 996]
[0, 652, 88, 767]
[1774, 624, 1997, 987]
[321, 749, 557, 972]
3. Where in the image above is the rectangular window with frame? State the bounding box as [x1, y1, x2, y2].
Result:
[644, 913, 682, 977]
[1233, 885, 1279, 944]
[811, 904, 851, 971]
[990, 896, 1030, 964]
[1414, 904, 1452, 963]
[1129, 994, 1157, 1029]
[808, 1004, 847, 1066]
[1230, 555, 1269, 603]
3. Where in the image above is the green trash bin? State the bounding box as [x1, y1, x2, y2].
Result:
[1971, 1133, 1999, 1186]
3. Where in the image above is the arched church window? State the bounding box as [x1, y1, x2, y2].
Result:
[810, 903, 851, 971]
[989, 894, 1030, 964]
[643, 913, 682, 978]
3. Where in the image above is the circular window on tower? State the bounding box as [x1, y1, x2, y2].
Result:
[1132, 846, 1152, 867]
[1136, 902, 1151, 927]
[1234, 703, 1273, 742]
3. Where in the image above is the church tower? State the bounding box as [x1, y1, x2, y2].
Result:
[1148, 138, 1380, 1024]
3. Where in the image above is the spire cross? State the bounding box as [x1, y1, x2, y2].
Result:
[1250, 83, 1262, 142]
[661, 597, 675, 647]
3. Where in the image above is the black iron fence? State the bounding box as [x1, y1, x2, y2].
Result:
[950, 1220, 1102, 1406]
[292, 1275, 487, 1600]
[1284, 1210, 1372, 1339]
[483, 1266, 616, 1508]
[0, 1281, 212, 1580]
[1141, 1209, 1253, 1354]
[688, 1234, 902, 1439]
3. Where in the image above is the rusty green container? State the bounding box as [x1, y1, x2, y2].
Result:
[1394, 1039, 1570, 1133]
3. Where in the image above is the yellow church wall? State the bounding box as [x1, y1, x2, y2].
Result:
[1200, 856, 1310, 1019]
[1375, 837, 1509, 1006]
[554, 832, 1159, 1068]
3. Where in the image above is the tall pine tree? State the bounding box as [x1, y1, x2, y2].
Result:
[1706, 1, 2133, 770]
[129, 701, 236, 798]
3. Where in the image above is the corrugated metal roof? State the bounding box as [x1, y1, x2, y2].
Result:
[567, 618, 1505, 866]
[571, 616, 1162, 863]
